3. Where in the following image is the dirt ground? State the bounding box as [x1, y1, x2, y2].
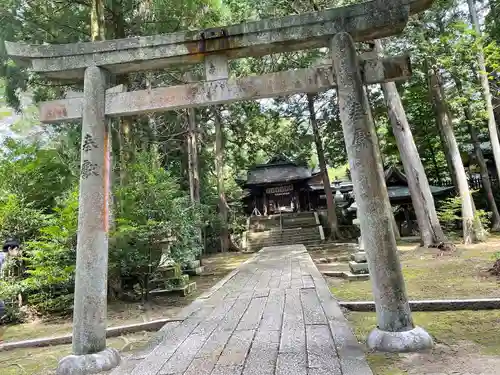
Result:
[0, 252, 253, 375]
[319, 236, 500, 375]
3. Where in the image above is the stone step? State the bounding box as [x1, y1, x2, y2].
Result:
[249, 233, 321, 239]
[248, 240, 323, 251]
[248, 233, 321, 241]
[248, 237, 322, 246]
[150, 282, 197, 297]
[321, 270, 370, 281]
[248, 235, 321, 242]
[282, 220, 318, 226]
[250, 211, 316, 220]
[249, 236, 321, 243]
[349, 261, 369, 275]
[248, 227, 320, 235]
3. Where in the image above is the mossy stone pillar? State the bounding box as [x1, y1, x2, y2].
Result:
[57, 66, 120, 374]
[331, 32, 433, 352]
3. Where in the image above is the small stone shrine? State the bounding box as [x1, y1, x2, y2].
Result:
[150, 250, 197, 297]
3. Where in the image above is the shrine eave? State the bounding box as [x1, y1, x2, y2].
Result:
[348, 185, 454, 210]
[4, 0, 433, 80]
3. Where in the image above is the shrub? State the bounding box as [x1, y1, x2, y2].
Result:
[437, 193, 491, 236]
[19, 188, 79, 315]
[110, 152, 203, 298]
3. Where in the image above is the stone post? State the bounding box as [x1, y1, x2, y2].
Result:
[331, 32, 433, 352]
[57, 66, 120, 375]
[358, 234, 364, 251]
[350, 218, 369, 276]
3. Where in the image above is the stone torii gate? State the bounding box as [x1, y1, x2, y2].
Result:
[5, 0, 435, 373]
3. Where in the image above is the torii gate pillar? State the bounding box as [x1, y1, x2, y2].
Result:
[331, 32, 433, 352]
[56, 66, 120, 374]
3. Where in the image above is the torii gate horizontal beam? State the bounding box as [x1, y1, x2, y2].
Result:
[39, 55, 411, 123]
[5, 0, 433, 80]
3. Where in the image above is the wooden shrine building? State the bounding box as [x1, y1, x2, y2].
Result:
[238, 157, 454, 220]
[238, 155, 318, 215]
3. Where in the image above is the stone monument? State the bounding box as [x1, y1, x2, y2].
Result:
[350, 218, 370, 277]
[5, 1, 435, 372]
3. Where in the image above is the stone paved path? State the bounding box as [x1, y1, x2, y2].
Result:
[112, 245, 373, 375]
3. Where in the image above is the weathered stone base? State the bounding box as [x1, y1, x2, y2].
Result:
[321, 270, 370, 281]
[56, 347, 121, 375]
[183, 266, 205, 276]
[367, 326, 434, 353]
[343, 271, 370, 281]
[351, 251, 367, 263]
[349, 261, 369, 274]
[183, 260, 201, 270]
[150, 281, 197, 297]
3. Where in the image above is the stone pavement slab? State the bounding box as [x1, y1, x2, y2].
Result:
[111, 244, 373, 375]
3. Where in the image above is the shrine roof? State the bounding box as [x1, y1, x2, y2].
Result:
[4, 0, 433, 80]
[307, 166, 454, 199]
[384, 165, 408, 186]
[386, 185, 454, 200]
[242, 155, 312, 185]
[246, 165, 311, 185]
[347, 184, 454, 211]
[308, 181, 354, 192]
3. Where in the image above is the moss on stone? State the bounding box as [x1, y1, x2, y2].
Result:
[329, 237, 500, 374]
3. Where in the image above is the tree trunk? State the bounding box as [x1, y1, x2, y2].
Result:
[118, 116, 132, 190]
[91, 0, 105, 41]
[307, 93, 340, 240]
[213, 108, 230, 252]
[185, 72, 200, 205]
[453, 74, 500, 231]
[187, 107, 201, 204]
[363, 87, 401, 240]
[111, 1, 133, 196]
[429, 66, 484, 244]
[467, 0, 500, 181]
[375, 41, 447, 247]
[425, 60, 460, 190]
[186, 105, 204, 260]
[436, 117, 459, 189]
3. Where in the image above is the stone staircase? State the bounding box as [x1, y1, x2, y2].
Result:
[246, 212, 324, 252]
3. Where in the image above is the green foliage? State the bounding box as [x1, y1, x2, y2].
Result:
[0, 151, 206, 314]
[0, 138, 75, 211]
[17, 188, 78, 315]
[112, 151, 203, 284]
[0, 193, 47, 242]
[437, 195, 463, 231]
[438, 193, 491, 234]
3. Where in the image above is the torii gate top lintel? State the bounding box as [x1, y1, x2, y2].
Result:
[5, 0, 433, 80]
